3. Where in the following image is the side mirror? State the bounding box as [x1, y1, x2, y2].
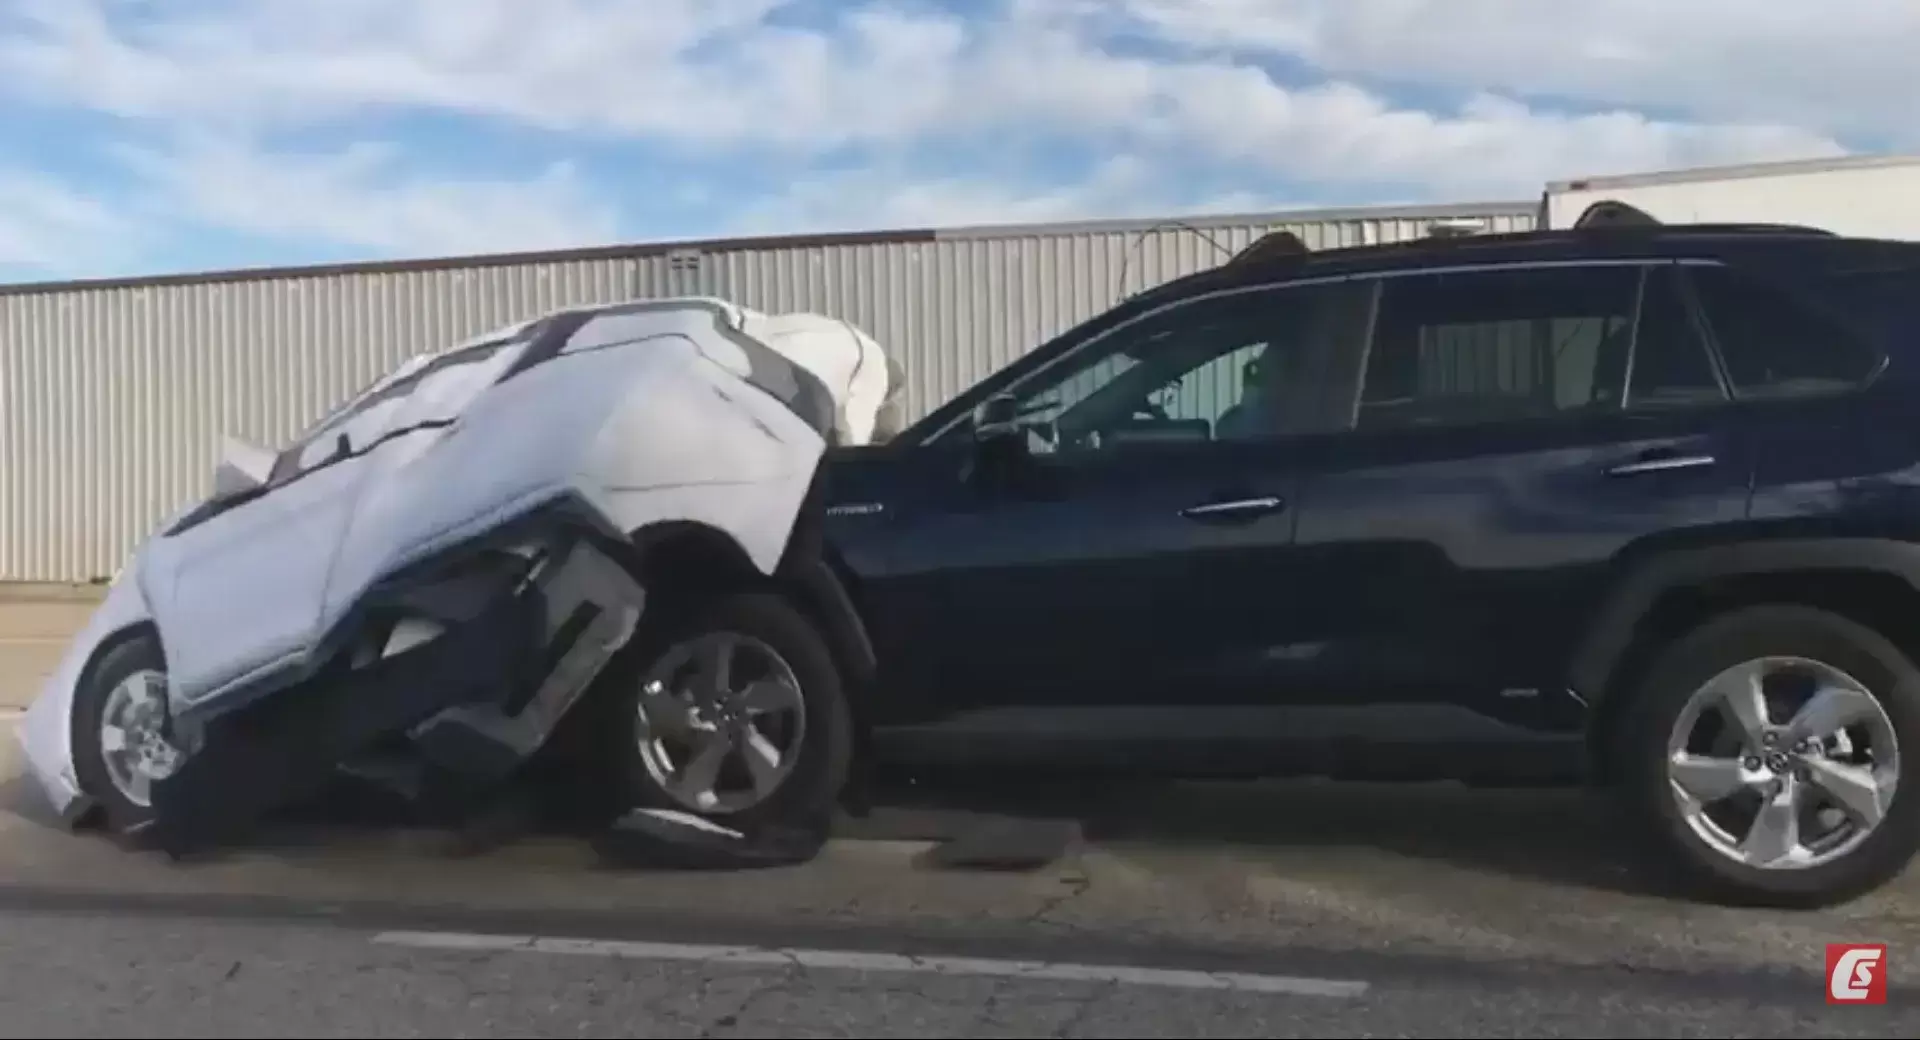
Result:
[971, 392, 1023, 440]
[211, 435, 276, 498]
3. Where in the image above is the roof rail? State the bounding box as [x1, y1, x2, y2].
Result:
[1571, 198, 1836, 237]
[1226, 230, 1309, 267]
[1573, 200, 1662, 228]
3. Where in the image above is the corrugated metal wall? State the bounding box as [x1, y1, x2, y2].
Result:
[0, 201, 1534, 581]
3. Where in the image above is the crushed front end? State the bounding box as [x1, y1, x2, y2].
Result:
[141, 527, 644, 856]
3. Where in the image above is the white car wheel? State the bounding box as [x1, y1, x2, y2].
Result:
[72, 634, 185, 831]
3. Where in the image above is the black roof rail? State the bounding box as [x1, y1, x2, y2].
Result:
[1572, 198, 1835, 236]
[1573, 200, 1662, 228]
[1225, 229, 1309, 267]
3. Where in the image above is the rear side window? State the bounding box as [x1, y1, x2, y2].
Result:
[1685, 265, 1883, 399]
[1359, 264, 1642, 430]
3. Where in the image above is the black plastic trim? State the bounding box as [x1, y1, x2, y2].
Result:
[1567, 538, 1920, 706]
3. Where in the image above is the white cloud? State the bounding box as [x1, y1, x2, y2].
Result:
[732, 154, 1302, 235]
[0, 168, 144, 277]
[0, 1, 1856, 191]
[0, 0, 1901, 276]
[1110, 0, 1920, 144]
[113, 135, 622, 259]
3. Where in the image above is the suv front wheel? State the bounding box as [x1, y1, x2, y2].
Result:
[1615, 604, 1920, 908]
[599, 591, 855, 837]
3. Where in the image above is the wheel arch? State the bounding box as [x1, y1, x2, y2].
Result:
[1572, 538, 1920, 783]
[623, 511, 879, 718]
[60, 619, 163, 827]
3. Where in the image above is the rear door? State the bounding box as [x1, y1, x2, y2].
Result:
[1678, 259, 1905, 528]
[1280, 259, 1756, 738]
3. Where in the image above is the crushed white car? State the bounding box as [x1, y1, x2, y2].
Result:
[15, 296, 900, 854]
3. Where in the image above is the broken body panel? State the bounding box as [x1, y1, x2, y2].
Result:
[17, 296, 857, 851]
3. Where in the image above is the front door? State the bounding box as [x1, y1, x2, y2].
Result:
[1283, 260, 1756, 738]
[859, 279, 1374, 756]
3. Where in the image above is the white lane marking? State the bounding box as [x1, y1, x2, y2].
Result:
[373, 930, 1369, 998]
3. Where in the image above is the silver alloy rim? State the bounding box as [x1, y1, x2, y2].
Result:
[633, 631, 807, 815]
[98, 669, 183, 809]
[1667, 656, 1900, 871]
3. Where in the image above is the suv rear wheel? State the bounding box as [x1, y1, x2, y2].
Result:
[1615, 605, 1920, 908]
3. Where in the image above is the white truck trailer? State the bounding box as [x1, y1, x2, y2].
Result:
[1542, 154, 1920, 239]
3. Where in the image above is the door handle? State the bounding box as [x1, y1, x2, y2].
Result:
[1606, 452, 1716, 477]
[1181, 495, 1286, 522]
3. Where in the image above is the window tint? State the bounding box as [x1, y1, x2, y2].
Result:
[1805, 262, 1920, 357]
[1002, 282, 1371, 454]
[1359, 265, 1640, 430]
[1626, 267, 1726, 410]
[1686, 265, 1881, 399]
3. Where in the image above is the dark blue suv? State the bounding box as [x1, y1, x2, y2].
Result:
[600, 204, 1920, 909]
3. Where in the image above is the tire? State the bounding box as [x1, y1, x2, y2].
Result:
[71, 633, 183, 834]
[1613, 604, 1920, 908]
[588, 591, 854, 836]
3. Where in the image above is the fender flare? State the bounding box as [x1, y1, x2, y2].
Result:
[624, 513, 878, 697]
[1567, 537, 1920, 707]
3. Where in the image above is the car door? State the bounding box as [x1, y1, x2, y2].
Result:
[856, 280, 1373, 754]
[142, 408, 397, 710]
[1281, 259, 1756, 740]
[1679, 259, 1905, 526]
[143, 335, 535, 711]
[313, 332, 540, 628]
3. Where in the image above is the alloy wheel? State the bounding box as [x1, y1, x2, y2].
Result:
[1666, 655, 1900, 870]
[633, 631, 808, 815]
[97, 668, 183, 809]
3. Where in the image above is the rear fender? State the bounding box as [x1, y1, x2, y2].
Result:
[16, 573, 158, 827]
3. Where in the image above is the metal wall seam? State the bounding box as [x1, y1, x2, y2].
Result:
[0, 201, 1535, 581]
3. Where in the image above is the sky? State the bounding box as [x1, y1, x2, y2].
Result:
[0, 0, 1911, 283]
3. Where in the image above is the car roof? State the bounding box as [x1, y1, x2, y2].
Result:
[1144, 213, 1917, 305]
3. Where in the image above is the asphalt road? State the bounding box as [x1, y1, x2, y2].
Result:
[2, 708, 1918, 1036]
[0, 905, 1907, 1038]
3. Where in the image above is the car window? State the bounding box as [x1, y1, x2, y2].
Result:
[1625, 266, 1728, 410]
[1000, 282, 1372, 455]
[1357, 265, 1641, 431]
[1686, 264, 1883, 399]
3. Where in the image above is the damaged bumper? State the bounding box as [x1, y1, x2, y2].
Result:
[142, 532, 644, 855]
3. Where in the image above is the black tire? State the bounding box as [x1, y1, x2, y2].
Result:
[1613, 604, 1920, 908]
[588, 591, 854, 836]
[70, 633, 170, 834]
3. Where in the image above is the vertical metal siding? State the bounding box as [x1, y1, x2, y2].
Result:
[0, 202, 1533, 581]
